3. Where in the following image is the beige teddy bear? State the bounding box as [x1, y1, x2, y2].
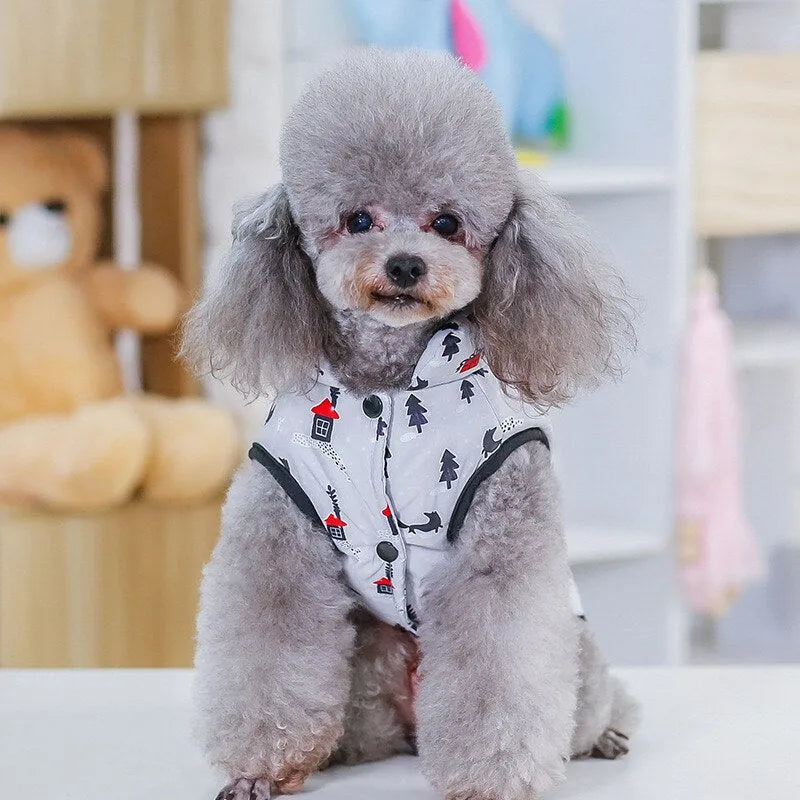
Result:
[0, 127, 240, 510]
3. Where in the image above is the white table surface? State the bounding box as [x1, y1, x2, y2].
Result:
[2, 667, 799, 799]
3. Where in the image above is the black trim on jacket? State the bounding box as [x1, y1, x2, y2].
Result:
[250, 426, 549, 546]
[248, 443, 322, 530]
[447, 426, 550, 543]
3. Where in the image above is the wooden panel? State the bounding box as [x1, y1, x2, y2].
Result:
[0, 498, 220, 667]
[695, 53, 800, 236]
[0, 0, 229, 119]
[139, 115, 202, 397]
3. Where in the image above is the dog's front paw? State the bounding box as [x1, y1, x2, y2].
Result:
[573, 727, 630, 761]
[426, 746, 566, 800]
[591, 728, 629, 760]
[214, 768, 313, 800]
[214, 777, 271, 800]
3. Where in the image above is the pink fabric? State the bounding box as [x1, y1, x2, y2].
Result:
[451, 0, 487, 71]
[676, 286, 763, 615]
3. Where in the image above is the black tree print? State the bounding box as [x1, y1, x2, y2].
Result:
[330, 386, 340, 407]
[376, 417, 387, 440]
[441, 331, 461, 361]
[326, 485, 340, 514]
[460, 379, 475, 404]
[405, 394, 428, 433]
[439, 449, 459, 489]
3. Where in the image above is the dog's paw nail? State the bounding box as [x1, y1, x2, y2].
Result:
[274, 769, 309, 794]
[215, 778, 271, 800]
[590, 727, 630, 760]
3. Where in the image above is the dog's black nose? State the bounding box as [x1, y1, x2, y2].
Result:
[385, 254, 426, 288]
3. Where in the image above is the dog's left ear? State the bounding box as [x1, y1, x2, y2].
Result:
[474, 181, 635, 408]
[182, 184, 332, 397]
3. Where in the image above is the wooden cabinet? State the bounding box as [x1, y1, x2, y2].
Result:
[0, 499, 221, 667]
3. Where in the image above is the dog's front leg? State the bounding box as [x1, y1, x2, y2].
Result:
[194, 466, 355, 798]
[417, 441, 579, 800]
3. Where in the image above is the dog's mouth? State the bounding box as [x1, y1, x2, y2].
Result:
[370, 290, 422, 308]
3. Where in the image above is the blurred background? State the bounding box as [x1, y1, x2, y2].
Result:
[0, 0, 798, 670]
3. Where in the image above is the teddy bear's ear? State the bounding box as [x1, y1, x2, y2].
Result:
[59, 133, 108, 191]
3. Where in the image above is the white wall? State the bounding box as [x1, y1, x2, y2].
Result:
[201, 0, 285, 436]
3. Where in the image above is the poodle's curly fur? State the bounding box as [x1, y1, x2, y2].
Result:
[185, 49, 638, 800]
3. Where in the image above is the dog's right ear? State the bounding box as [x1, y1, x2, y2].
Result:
[474, 181, 635, 408]
[182, 184, 331, 396]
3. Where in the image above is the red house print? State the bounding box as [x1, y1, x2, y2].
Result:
[459, 352, 481, 373]
[310, 398, 339, 442]
[324, 513, 347, 540]
[374, 576, 394, 595]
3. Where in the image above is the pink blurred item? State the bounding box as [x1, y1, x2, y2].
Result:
[676, 269, 763, 615]
[450, 0, 487, 70]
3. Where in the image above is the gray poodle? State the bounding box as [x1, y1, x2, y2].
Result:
[184, 49, 639, 800]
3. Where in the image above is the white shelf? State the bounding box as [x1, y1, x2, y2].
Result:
[566, 526, 666, 565]
[700, 0, 794, 5]
[523, 160, 673, 197]
[734, 320, 800, 368]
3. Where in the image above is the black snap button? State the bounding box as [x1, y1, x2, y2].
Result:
[376, 541, 398, 562]
[362, 394, 383, 418]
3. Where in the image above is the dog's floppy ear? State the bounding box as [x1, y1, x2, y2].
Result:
[474, 181, 634, 408]
[182, 184, 331, 396]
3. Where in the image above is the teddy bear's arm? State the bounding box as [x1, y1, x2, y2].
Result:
[83, 262, 185, 334]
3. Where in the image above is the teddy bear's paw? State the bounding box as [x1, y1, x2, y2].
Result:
[588, 728, 630, 760]
[214, 777, 271, 800]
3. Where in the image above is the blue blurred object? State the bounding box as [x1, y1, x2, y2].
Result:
[342, 0, 451, 51]
[342, 0, 567, 147]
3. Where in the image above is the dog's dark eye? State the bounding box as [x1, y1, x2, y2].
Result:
[43, 199, 67, 214]
[346, 211, 373, 234]
[0, 210, 9, 227]
[431, 213, 459, 237]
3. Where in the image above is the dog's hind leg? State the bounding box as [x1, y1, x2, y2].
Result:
[329, 612, 418, 766]
[570, 622, 640, 759]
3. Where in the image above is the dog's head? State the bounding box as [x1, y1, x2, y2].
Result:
[280, 48, 515, 327]
[186, 49, 633, 406]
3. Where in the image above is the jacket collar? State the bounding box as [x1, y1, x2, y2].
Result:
[317, 316, 487, 391]
[406, 317, 486, 390]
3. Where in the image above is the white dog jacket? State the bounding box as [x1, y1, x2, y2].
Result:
[251, 319, 581, 633]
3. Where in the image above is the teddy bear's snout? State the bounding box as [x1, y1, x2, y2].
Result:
[6, 201, 73, 269]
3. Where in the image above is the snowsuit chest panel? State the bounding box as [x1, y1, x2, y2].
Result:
[250, 321, 572, 632]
